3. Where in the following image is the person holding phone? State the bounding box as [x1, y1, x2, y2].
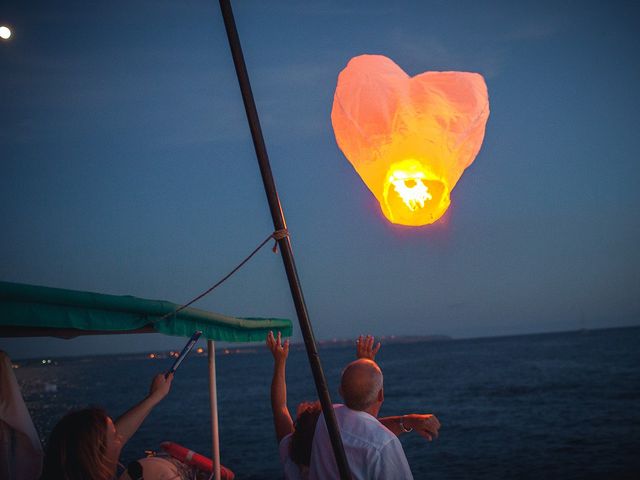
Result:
[40, 372, 173, 480]
[166, 331, 201, 378]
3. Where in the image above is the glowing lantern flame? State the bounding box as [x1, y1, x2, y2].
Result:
[332, 55, 490, 226]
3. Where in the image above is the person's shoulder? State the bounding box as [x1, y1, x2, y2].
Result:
[279, 432, 293, 447]
[317, 404, 345, 424]
[278, 432, 293, 462]
[280, 433, 307, 480]
[371, 419, 399, 446]
[331, 403, 346, 415]
[356, 412, 399, 448]
[337, 406, 380, 426]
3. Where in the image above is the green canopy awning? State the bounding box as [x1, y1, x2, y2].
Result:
[0, 281, 292, 342]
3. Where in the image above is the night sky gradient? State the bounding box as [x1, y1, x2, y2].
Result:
[1, 0, 639, 358]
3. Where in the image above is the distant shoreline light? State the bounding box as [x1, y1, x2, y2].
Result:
[0, 26, 12, 40]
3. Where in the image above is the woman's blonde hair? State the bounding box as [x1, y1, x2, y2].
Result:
[41, 408, 116, 480]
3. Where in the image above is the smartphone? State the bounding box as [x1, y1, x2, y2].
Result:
[165, 331, 202, 377]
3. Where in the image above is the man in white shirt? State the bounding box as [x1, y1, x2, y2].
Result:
[309, 351, 440, 480]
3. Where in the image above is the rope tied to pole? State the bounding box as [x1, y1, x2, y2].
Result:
[157, 229, 289, 322]
[271, 228, 289, 253]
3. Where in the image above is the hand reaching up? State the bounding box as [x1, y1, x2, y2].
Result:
[356, 335, 381, 360]
[267, 331, 289, 364]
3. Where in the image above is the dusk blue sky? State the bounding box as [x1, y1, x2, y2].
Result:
[1, 0, 639, 358]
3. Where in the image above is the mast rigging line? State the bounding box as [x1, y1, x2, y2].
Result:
[158, 229, 288, 322]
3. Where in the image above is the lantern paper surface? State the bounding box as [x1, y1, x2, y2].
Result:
[331, 55, 489, 226]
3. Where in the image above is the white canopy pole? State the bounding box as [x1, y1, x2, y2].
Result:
[207, 340, 221, 480]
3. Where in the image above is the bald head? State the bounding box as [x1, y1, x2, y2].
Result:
[340, 359, 383, 412]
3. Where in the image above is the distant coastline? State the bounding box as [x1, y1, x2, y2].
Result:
[6, 324, 639, 363]
[313, 334, 452, 349]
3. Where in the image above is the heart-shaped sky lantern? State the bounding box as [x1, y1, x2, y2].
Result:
[331, 55, 490, 226]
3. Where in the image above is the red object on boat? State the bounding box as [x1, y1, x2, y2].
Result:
[160, 441, 235, 480]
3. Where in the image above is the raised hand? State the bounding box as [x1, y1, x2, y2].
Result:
[356, 335, 381, 360]
[267, 331, 294, 441]
[266, 330, 289, 363]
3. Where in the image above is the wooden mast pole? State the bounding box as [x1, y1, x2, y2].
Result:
[217, 2, 352, 478]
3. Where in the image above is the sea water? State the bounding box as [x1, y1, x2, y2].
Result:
[14, 326, 640, 479]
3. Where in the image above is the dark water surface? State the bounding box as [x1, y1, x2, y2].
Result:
[14, 326, 640, 479]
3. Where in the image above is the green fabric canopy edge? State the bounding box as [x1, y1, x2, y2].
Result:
[0, 281, 292, 342]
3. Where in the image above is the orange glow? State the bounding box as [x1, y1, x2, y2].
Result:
[196, 347, 204, 354]
[332, 55, 489, 226]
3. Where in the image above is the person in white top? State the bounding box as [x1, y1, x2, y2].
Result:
[309, 337, 441, 480]
[267, 331, 321, 480]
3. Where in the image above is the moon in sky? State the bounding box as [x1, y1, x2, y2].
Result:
[0, 26, 12, 40]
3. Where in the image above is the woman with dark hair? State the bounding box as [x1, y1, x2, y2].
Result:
[289, 401, 321, 469]
[41, 372, 172, 480]
[266, 332, 381, 479]
[267, 332, 380, 480]
[268, 333, 441, 479]
[267, 331, 316, 480]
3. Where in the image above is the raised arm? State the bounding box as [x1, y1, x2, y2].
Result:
[356, 334, 381, 360]
[267, 331, 294, 443]
[115, 372, 173, 445]
[379, 413, 441, 441]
